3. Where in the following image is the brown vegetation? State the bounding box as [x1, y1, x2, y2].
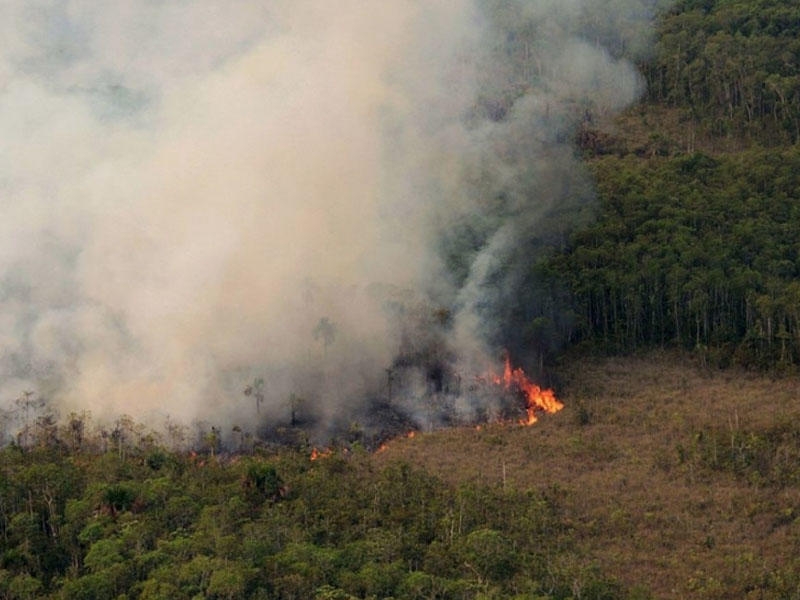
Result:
[377, 351, 800, 598]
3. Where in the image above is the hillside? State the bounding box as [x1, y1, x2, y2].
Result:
[3, 353, 800, 599]
[495, 0, 800, 373]
[3, 1, 800, 598]
[380, 351, 800, 598]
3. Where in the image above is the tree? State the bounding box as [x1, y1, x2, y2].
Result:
[243, 378, 265, 415]
[313, 317, 337, 354]
[462, 528, 518, 585]
[13, 391, 44, 449]
[7, 573, 42, 600]
[62, 412, 90, 452]
[202, 427, 221, 458]
[84, 539, 123, 572]
[243, 462, 283, 503]
[206, 562, 251, 600]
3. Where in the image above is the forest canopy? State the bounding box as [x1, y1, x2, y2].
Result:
[515, 0, 800, 369]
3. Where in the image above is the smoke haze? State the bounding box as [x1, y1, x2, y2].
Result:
[0, 1, 662, 436]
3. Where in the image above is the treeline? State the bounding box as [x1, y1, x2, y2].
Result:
[643, 0, 800, 143]
[465, 0, 800, 372]
[0, 444, 628, 600]
[512, 0, 800, 369]
[541, 147, 800, 368]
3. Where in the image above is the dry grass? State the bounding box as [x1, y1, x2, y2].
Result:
[376, 351, 800, 598]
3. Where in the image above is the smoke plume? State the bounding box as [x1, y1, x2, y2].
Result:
[0, 1, 662, 439]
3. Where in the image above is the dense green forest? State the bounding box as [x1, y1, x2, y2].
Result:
[0, 442, 624, 600]
[552, 148, 800, 367]
[643, 0, 800, 144]
[527, 0, 800, 369]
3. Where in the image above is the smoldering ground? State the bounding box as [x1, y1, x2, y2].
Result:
[0, 1, 664, 443]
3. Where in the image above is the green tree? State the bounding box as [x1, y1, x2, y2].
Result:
[463, 528, 518, 585]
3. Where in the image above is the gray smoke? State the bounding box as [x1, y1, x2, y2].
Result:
[0, 1, 661, 436]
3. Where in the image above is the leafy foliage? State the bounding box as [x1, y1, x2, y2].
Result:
[539, 146, 800, 368]
[644, 0, 800, 143]
[0, 444, 629, 599]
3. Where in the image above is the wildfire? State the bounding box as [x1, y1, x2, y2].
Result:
[490, 355, 563, 425]
[310, 447, 333, 461]
[322, 357, 559, 460]
[375, 430, 416, 454]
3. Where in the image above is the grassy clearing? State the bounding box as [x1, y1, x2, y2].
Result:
[377, 351, 800, 598]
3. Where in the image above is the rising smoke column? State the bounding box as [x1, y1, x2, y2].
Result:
[422, 0, 658, 373]
[0, 1, 663, 433]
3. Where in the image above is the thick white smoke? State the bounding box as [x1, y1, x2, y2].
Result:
[0, 1, 659, 434]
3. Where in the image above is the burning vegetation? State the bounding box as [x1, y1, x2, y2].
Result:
[0, 345, 561, 458]
[311, 350, 561, 456]
[487, 355, 564, 425]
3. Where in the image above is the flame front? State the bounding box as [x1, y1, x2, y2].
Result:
[310, 447, 333, 461]
[493, 355, 563, 425]
[345, 358, 559, 458]
[376, 430, 415, 454]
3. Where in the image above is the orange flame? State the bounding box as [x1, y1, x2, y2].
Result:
[374, 430, 416, 454]
[491, 355, 563, 425]
[310, 447, 333, 461]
